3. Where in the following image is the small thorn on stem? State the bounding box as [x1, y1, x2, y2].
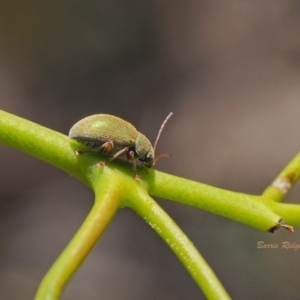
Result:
[269, 219, 294, 233]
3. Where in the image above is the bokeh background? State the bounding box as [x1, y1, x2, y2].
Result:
[1, 1, 300, 299]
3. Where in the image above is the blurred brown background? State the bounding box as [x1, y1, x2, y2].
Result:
[1, 1, 300, 299]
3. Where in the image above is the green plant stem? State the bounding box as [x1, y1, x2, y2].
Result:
[1, 109, 299, 299]
[125, 185, 231, 300]
[0, 110, 291, 232]
[34, 172, 122, 300]
[0, 110, 94, 187]
[268, 202, 300, 226]
[148, 171, 280, 231]
[262, 151, 300, 202]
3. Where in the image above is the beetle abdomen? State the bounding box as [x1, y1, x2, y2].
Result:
[79, 139, 102, 149]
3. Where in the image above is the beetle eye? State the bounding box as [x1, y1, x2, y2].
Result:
[144, 152, 153, 164]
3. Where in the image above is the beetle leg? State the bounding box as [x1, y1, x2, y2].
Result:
[76, 141, 114, 155]
[140, 163, 149, 175]
[99, 147, 129, 168]
[127, 150, 141, 180]
[99, 141, 114, 154]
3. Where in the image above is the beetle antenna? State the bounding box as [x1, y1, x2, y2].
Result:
[150, 112, 173, 167]
[153, 112, 173, 154]
[152, 153, 171, 167]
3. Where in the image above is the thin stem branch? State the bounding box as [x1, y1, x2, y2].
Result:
[262, 151, 300, 202]
[267, 201, 300, 226]
[147, 171, 281, 231]
[34, 172, 122, 300]
[125, 187, 231, 300]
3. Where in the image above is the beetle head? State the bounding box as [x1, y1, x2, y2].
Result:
[136, 133, 155, 167]
[140, 152, 155, 168]
[137, 112, 173, 168]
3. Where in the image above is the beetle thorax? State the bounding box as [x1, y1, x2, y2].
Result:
[135, 132, 154, 165]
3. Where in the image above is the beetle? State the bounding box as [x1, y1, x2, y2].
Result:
[69, 112, 173, 179]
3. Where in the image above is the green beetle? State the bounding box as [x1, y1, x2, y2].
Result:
[69, 112, 173, 179]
